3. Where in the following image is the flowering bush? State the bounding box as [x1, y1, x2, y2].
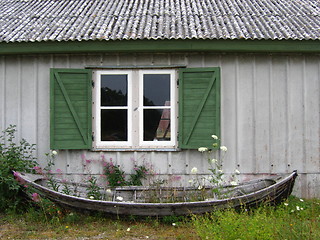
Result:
[33, 150, 60, 192]
[103, 161, 127, 187]
[102, 160, 151, 187]
[0, 125, 38, 212]
[86, 176, 103, 200]
[189, 134, 239, 194]
[129, 165, 149, 186]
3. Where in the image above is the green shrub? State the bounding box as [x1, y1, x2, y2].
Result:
[103, 161, 127, 187]
[129, 165, 149, 186]
[192, 197, 320, 240]
[0, 125, 38, 212]
[103, 160, 151, 187]
[86, 176, 103, 200]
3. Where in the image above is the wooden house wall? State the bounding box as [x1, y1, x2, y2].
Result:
[0, 52, 319, 198]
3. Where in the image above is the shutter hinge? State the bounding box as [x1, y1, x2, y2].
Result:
[177, 79, 179, 86]
[92, 81, 95, 88]
[92, 134, 94, 141]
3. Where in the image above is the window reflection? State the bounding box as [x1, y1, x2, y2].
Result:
[144, 107, 171, 141]
[143, 74, 170, 106]
[100, 74, 128, 142]
[101, 109, 127, 141]
[101, 75, 127, 106]
[143, 74, 171, 142]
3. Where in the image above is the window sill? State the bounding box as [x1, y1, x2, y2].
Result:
[91, 147, 181, 152]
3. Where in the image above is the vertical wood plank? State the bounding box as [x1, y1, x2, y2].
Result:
[304, 56, 320, 174]
[102, 54, 120, 65]
[220, 54, 238, 173]
[270, 55, 289, 173]
[5, 56, 20, 130]
[0, 56, 5, 130]
[254, 55, 271, 173]
[36, 55, 51, 159]
[287, 56, 305, 173]
[150, 53, 169, 66]
[21, 56, 37, 145]
[237, 54, 255, 173]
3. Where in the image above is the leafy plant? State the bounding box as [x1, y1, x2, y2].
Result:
[129, 165, 149, 186]
[103, 160, 152, 187]
[33, 150, 60, 192]
[47, 178, 60, 192]
[61, 181, 72, 196]
[0, 125, 38, 212]
[86, 176, 102, 200]
[190, 134, 239, 197]
[103, 161, 127, 187]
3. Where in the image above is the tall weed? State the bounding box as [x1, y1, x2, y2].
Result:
[0, 125, 38, 212]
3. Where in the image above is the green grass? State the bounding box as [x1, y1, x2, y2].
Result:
[192, 196, 320, 240]
[0, 196, 319, 240]
[0, 208, 198, 240]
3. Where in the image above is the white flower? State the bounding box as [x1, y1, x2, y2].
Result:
[284, 203, 289, 206]
[106, 189, 112, 193]
[234, 169, 241, 175]
[230, 181, 238, 186]
[198, 147, 208, 152]
[191, 167, 198, 174]
[198, 185, 203, 190]
[116, 196, 123, 201]
[296, 206, 300, 211]
[220, 146, 227, 152]
[126, 228, 131, 232]
[211, 135, 219, 140]
[51, 150, 58, 156]
[89, 196, 94, 199]
[172, 223, 176, 226]
[300, 198, 304, 202]
[211, 159, 218, 164]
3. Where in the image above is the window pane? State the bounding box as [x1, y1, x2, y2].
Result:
[143, 74, 170, 106]
[101, 109, 127, 141]
[101, 75, 127, 106]
[144, 109, 171, 141]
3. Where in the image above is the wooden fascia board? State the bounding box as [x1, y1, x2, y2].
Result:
[0, 39, 319, 55]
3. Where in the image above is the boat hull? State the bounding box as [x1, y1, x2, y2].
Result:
[15, 171, 298, 216]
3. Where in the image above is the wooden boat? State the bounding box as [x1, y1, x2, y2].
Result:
[14, 171, 297, 216]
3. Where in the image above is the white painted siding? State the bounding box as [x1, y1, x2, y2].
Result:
[0, 53, 319, 198]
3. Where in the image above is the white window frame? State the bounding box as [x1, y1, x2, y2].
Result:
[138, 69, 176, 148]
[93, 69, 177, 150]
[93, 70, 133, 148]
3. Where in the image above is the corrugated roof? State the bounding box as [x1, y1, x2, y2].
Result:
[0, 0, 319, 43]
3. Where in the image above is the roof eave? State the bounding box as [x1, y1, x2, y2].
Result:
[0, 39, 319, 55]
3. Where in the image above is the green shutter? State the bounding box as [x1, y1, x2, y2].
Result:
[50, 69, 92, 149]
[179, 68, 220, 149]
